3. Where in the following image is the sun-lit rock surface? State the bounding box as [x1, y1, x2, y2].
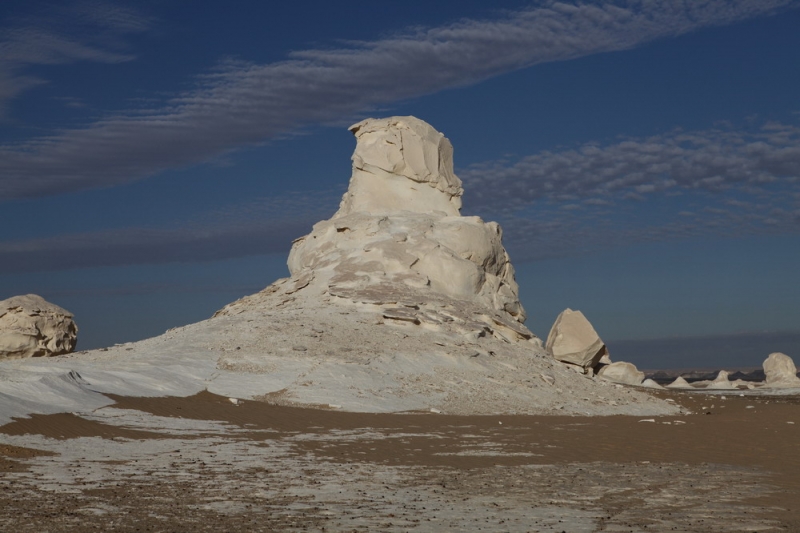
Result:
[288, 115, 527, 331]
[545, 308, 608, 371]
[336, 116, 463, 217]
[597, 361, 645, 386]
[0, 294, 78, 359]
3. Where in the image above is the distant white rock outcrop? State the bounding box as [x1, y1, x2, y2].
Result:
[666, 376, 692, 389]
[705, 370, 737, 390]
[0, 294, 78, 359]
[763, 352, 800, 387]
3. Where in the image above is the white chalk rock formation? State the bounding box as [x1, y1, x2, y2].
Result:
[666, 376, 692, 389]
[706, 370, 737, 390]
[545, 309, 608, 371]
[640, 378, 664, 389]
[0, 294, 78, 359]
[287, 116, 528, 340]
[763, 352, 800, 387]
[207, 116, 680, 415]
[0, 116, 680, 421]
[597, 361, 645, 386]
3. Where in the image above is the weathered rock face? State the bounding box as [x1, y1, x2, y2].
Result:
[545, 309, 608, 370]
[336, 117, 463, 217]
[288, 116, 527, 328]
[0, 294, 78, 359]
[597, 361, 644, 386]
[763, 352, 800, 386]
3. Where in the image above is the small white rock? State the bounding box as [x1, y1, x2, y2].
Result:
[638, 419, 656, 423]
[430, 408, 441, 414]
[228, 398, 240, 406]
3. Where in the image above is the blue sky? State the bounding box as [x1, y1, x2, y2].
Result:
[1, 1, 799, 368]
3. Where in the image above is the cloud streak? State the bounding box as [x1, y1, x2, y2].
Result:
[0, 1, 151, 115]
[1, 122, 799, 272]
[463, 121, 800, 259]
[1, 0, 797, 199]
[463, 122, 800, 209]
[0, 189, 342, 273]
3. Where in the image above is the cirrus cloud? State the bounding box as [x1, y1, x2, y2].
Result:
[1, 122, 799, 271]
[1, 0, 797, 199]
[0, 1, 152, 116]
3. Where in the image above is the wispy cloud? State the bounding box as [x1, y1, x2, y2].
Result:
[0, 1, 152, 115]
[463, 121, 800, 259]
[1, 0, 796, 199]
[0, 189, 343, 273]
[0, 224, 300, 273]
[463, 122, 800, 209]
[1, 121, 800, 271]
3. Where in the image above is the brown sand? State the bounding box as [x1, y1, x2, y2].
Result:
[0, 443, 54, 473]
[1, 390, 798, 531]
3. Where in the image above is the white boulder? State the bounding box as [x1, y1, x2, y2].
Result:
[597, 361, 645, 386]
[0, 294, 78, 359]
[545, 309, 608, 370]
[763, 352, 800, 386]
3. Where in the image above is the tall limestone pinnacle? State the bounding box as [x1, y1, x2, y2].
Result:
[288, 116, 527, 327]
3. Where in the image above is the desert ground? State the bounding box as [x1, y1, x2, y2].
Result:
[2, 389, 799, 532]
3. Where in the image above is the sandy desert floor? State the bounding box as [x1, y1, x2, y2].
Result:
[1, 390, 799, 532]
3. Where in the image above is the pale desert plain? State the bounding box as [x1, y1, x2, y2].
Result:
[2, 117, 800, 532]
